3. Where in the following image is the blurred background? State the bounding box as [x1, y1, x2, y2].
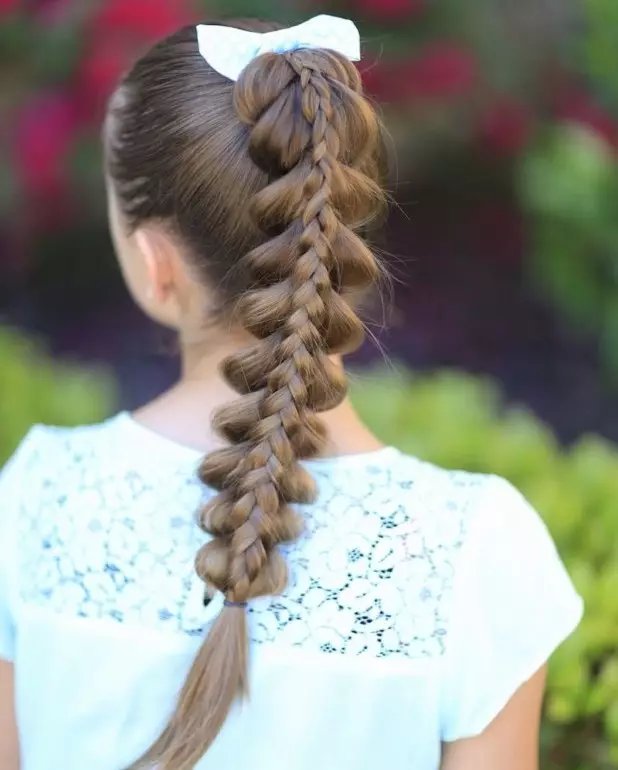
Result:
[1, 0, 617, 767]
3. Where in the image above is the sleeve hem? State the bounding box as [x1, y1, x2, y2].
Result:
[0, 640, 15, 663]
[0, 426, 43, 667]
[442, 593, 584, 743]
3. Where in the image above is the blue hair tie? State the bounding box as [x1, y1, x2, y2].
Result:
[224, 599, 248, 609]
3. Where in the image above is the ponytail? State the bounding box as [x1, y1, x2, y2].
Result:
[128, 44, 385, 770]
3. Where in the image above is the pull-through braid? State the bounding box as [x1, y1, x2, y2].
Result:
[197, 51, 384, 600]
[131, 47, 386, 770]
[196, 50, 384, 611]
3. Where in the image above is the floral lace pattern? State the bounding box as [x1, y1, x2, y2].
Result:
[16, 417, 488, 659]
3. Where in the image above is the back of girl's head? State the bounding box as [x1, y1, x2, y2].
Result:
[105, 18, 387, 770]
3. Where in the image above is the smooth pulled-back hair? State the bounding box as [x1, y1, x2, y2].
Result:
[105, 19, 387, 770]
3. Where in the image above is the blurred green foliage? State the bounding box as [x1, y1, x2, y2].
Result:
[519, 0, 618, 382]
[583, 0, 618, 109]
[520, 125, 618, 382]
[352, 367, 618, 769]
[0, 327, 115, 465]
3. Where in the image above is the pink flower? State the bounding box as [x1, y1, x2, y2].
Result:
[32, 0, 74, 25]
[355, 0, 426, 19]
[401, 43, 478, 100]
[478, 98, 532, 156]
[14, 92, 77, 199]
[554, 89, 618, 151]
[92, 0, 195, 40]
[12, 92, 78, 231]
[358, 59, 396, 102]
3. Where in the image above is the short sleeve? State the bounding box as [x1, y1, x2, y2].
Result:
[440, 475, 584, 742]
[0, 429, 39, 662]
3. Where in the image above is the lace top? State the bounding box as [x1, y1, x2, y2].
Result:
[0, 414, 583, 770]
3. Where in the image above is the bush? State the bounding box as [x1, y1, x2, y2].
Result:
[520, 125, 618, 382]
[352, 367, 618, 769]
[0, 326, 115, 465]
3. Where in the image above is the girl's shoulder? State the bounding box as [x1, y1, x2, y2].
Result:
[4, 414, 129, 475]
[0, 415, 575, 595]
[2, 412, 547, 540]
[2, 413, 198, 489]
[0, 415, 179, 530]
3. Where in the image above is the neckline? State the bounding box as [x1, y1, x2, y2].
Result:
[115, 411, 399, 468]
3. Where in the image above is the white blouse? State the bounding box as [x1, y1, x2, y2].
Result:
[0, 413, 583, 770]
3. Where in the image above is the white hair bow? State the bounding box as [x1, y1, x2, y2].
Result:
[196, 14, 361, 82]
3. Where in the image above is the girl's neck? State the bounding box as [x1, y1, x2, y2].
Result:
[132, 337, 384, 458]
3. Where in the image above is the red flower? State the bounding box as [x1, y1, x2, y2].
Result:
[92, 0, 195, 41]
[77, 0, 195, 125]
[468, 202, 524, 266]
[554, 89, 618, 151]
[14, 92, 77, 199]
[478, 98, 532, 156]
[76, 40, 133, 123]
[358, 58, 396, 102]
[401, 43, 478, 100]
[0, 0, 20, 15]
[355, 0, 426, 19]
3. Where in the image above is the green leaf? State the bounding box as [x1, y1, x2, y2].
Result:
[0, 16, 35, 65]
[599, 297, 618, 381]
[520, 126, 614, 226]
[583, 0, 618, 106]
[198, 0, 291, 22]
[527, 227, 602, 332]
[31, 23, 84, 85]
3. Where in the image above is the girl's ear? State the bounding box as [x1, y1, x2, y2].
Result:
[132, 225, 185, 328]
[134, 227, 175, 305]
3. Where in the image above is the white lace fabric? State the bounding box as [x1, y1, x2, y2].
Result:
[0, 414, 583, 770]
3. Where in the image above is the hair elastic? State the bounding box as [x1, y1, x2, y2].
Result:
[224, 599, 248, 609]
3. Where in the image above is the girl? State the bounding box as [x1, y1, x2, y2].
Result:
[0, 15, 582, 770]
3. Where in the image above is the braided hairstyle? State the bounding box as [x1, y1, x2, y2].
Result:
[106, 19, 386, 770]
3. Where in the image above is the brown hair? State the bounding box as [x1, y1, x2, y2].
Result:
[105, 19, 386, 770]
